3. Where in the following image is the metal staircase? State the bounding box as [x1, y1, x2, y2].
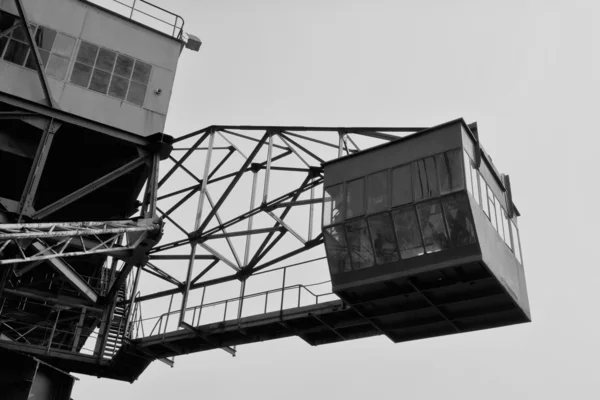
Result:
[103, 286, 128, 359]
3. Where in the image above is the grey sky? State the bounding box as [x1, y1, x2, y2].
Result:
[74, 0, 599, 399]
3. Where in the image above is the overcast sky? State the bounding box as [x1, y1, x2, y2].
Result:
[74, 0, 599, 399]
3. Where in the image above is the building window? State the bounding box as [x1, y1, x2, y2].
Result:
[436, 149, 464, 194]
[391, 164, 412, 207]
[366, 171, 389, 214]
[392, 207, 424, 259]
[501, 208, 512, 249]
[0, 16, 75, 81]
[324, 226, 351, 275]
[413, 156, 440, 201]
[416, 200, 450, 254]
[443, 192, 476, 247]
[323, 184, 344, 226]
[346, 178, 365, 219]
[70, 41, 151, 106]
[367, 213, 400, 264]
[345, 219, 375, 270]
[464, 151, 473, 197]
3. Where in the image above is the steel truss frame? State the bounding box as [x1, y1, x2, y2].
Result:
[0, 119, 426, 369]
[132, 125, 425, 341]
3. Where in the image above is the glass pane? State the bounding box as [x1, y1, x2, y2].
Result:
[3, 39, 29, 65]
[0, 37, 7, 56]
[480, 174, 489, 216]
[345, 178, 364, 219]
[345, 219, 375, 270]
[52, 33, 76, 58]
[132, 60, 152, 84]
[324, 226, 351, 274]
[487, 185, 496, 228]
[323, 184, 344, 226]
[494, 197, 504, 240]
[25, 48, 49, 70]
[416, 200, 450, 254]
[126, 81, 146, 106]
[46, 54, 69, 80]
[114, 53, 134, 78]
[96, 48, 116, 71]
[11, 24, 28, 41]
[443, 192, 477, 247]
[392, 164, 412, 206]
[436, 149, 464, 194]
[34, 26, 56, 51]
[0, 12, 17, 33]
[511, 221, 522, 263]
[463, 151, 473, 196]
[472, 167, 480, 205]
[392, 207, 424, 259]
[76, 41, 98, 65]
[501, 208, 512, 249]
[367, 213, 400, 265]
[366, 171, 389, 214]
[108, 75, 129, 100]
[413, 157, 439, 201]
[70, 62, 93, 87]
[89, 68, 111, 94]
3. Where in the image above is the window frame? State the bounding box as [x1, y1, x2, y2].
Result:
[366, 169, 391, 215]
[69, 40, 152, 107]
[0, 18, 76, 82]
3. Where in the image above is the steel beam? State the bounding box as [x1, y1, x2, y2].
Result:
[30, 242, 98, 303]
[14, 0, 55, 107]
[33, 156, 148, 219]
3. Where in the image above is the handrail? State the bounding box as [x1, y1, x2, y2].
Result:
[132, 281, 338, 339]
[87, 0, 185, 39]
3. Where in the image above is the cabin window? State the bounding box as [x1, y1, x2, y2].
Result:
[323, 184, 344, 226]
[416, 200, 450, 253]
[464, 151, 473, 197]
[511, 221, 522, 264]
[443, 193, 476, 247]
[346, 178, 365, 219]
[501, 208, 511, 249]
[480, 174, 489, 217]
[70, 41, 152, 106]
[367, 213, 400, 264]
[471, 163, 481, 205]
[324, 226, 351, 275]
[392, 207, 424, 259]
[487, 185, 497, 230]
[4, 24, 77, 80]
[345, 219, 375, 270]
[437, 149, 464, 194]
[413, 157, 440, 201]
[494, 197, 504, 241]
[391, 164, 412, 206]
[366, 171, 389, 214]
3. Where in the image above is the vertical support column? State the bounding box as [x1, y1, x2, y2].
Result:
[71, 307, 87, 352]
[125, 265, 141, 335]
[262, 133, 274, 204]
[308, 181, 315, 241]
[143, 152, 161, 218]
[338, 132, 345, 158]
[243, 171, 258, 267]
[46, 310, 61, 354]
[180, 131, 215, 325]
[237, 278, 246, 321]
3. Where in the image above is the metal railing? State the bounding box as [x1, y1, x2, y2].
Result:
[87, 0, 185, 39]
[131, 281, 338, 340]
